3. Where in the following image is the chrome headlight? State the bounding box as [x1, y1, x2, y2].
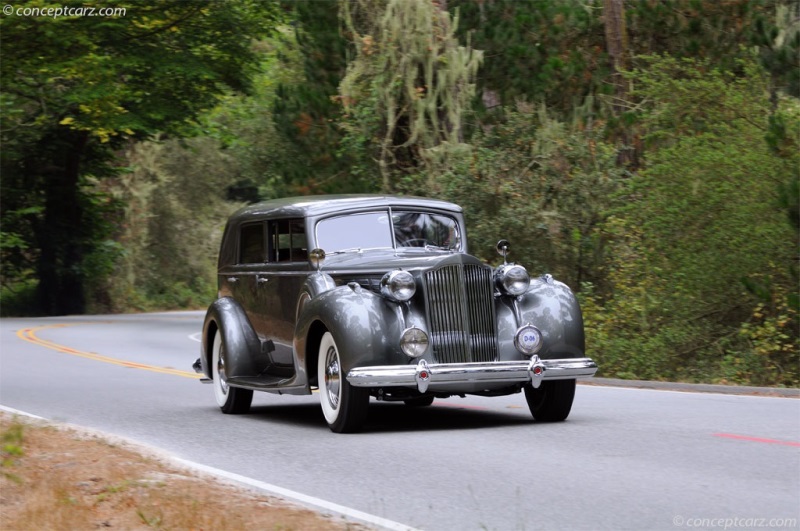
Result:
[495, 264, 530, 296]
[514, 324, 543, 356]
[380, 270, 416, 302]
[400, 327, 428, 358]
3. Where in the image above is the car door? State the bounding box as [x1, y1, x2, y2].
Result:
[250, 218, 309, 376]
[219, 221, 264, 325]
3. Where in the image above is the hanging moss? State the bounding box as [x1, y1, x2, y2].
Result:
[339, 0, 482, 192]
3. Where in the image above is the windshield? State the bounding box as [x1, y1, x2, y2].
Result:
[315, 210, 460, 253]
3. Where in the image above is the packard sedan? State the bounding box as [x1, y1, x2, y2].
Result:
[194, 195, 597, 432]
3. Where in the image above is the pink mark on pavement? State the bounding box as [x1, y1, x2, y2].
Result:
[713, 433, 800, 447]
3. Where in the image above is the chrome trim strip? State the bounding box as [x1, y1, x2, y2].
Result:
[346, 356, 598, 391]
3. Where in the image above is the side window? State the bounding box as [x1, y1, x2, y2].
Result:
[239, 223, 265, 264]
[268, 219, 307, 262]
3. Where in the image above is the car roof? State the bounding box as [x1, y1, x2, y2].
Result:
[230, 194, 463, 222]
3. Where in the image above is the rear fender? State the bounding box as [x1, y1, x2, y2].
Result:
[201, 297, 267, 379]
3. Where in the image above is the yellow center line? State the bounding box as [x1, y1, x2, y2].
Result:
[16, 323, 201, 379]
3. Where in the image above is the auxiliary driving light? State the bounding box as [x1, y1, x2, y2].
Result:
[514, 324, 543, 356]
[400, 327, 428, 358]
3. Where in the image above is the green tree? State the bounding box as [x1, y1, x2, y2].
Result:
[270, 1, 359, 194]
[585, 56, 798, 385]
[452, 0, 795, 116]
[100, 138, 247, 312]
[440, 103, 624, 286]
[1, 0, 278, 314]
[450, 0, 607, 118]
[102, 30, 309, 312]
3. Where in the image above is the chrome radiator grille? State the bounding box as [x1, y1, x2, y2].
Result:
[423, 263, 497, 363]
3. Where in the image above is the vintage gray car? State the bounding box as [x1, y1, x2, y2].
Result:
[194, 195, 597, 432]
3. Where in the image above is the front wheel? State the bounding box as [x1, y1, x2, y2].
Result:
[524, 379, 576, 422]
[318, 332, 369, 433]
[212, 332, 253, 414]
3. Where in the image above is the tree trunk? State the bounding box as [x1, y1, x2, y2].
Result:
[36, 131, 89, 315]
[603, 0, 638, 168]
[603, 0, 628, 113]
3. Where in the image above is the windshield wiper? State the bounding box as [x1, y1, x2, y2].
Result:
[327, 246, 392, 255]
[396, 244, 453, 252]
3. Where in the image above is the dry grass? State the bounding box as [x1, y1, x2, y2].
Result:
[0, 413, 369, 530]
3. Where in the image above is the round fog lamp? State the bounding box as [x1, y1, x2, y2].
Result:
[514, 324, 543, 356]
[400, 327, 429, 358]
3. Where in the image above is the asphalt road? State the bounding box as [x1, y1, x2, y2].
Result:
[1, 312, 798, 531]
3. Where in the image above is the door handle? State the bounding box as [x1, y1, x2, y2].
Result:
[256, 276, 270, 285]
[227, 277, 239, 284]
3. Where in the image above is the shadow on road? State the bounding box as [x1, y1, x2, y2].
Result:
[241, 399, 537, 433]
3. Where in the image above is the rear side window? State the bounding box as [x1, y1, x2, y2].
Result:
[269, 219, 307, 262]
[239, 223, 265, 264]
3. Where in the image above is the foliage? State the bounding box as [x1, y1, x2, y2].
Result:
[98, 139, 246, 313]
[270, 2, 359, 194]
[748, 0, 800, 98]
[0, 0, 278, 314]
[583, 56, 799, 386]
[1, 421, 24, 483]
[338, 0, 482, 193]
[452, 0, 796, 116]
[99, 27, 341, 312]
[440, 103, 625, 287]
[197, 29, 306, 202]
[450, 0, 607, 117]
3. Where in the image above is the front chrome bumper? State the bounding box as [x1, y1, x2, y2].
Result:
[346, 355, 598, 393]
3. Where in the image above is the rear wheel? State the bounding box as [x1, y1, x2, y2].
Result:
[318, 332, 369, 433]
[211, 332, 253, 414]
[524, 379, 576, 422]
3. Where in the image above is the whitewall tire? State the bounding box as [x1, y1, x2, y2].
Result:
[317, 332, 369, 433]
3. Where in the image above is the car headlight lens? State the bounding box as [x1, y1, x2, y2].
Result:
[380, 270, 416, 302]
[400, 327, 429, 358]
[514, 324, 543, 356]
[496, 264, 530, 296]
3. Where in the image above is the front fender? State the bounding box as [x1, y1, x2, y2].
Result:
[295, 283, 405, 375]
[201, 297, 266, 379]
[304, 271, 336, 298]
[501, 277, 585, 359]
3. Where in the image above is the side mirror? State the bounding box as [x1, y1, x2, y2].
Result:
[309, 248, 326, 271]
[496, 240, 510, 265]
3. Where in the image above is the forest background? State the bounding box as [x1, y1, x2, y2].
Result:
[1, 0, 798, 387]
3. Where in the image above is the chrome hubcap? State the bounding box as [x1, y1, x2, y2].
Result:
[217, 353, 229, 394]
[324, 346, 340, 410]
